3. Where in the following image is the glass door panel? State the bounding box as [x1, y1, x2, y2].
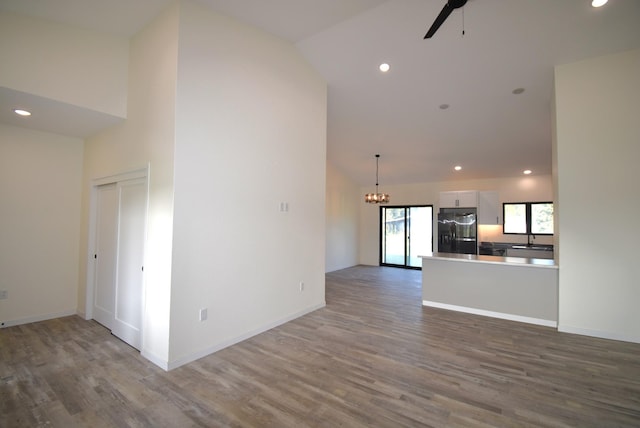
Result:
[382, 208, 406, 265]
[408, 206, 432, 267]
[381, 205, 433, 269]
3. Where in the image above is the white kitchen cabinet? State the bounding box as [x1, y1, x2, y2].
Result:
[439, 191, 478, 208]
[478, 191, 501, 225]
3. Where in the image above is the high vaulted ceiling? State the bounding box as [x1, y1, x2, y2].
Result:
[1, 0, 639, 186]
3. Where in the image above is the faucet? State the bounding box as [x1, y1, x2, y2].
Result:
[528, 234, 535, 246]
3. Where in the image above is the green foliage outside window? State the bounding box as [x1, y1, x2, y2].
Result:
[531, 203, 553, 234]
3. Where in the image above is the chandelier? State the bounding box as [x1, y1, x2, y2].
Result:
[364, 154, 390, 204]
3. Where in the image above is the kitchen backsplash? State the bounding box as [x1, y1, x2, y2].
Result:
[477, 224, 554, 246]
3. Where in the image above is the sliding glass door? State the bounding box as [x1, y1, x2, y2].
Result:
[381, 205, 433, 268]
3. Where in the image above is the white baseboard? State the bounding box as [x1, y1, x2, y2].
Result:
[156, 302, 326, 371]
[558, 324, 640, 344]
[422, 300, 558, 328]
[140, 349, 170, 371]
[0, 309, 78, 328]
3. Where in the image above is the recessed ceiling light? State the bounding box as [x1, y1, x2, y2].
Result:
[14, 109, 31, 116]
[523, 169, 532, 175]
[512, 88, 525, 95]
[379, 63, 390, 72]
[592, 0, 608, 7]
[454, 165, 462, 171]
[439, 104, 450, 110]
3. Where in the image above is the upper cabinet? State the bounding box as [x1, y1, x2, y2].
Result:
[478, 191, 501, 225]
[439, 191, 478, 208]
[440, 190, 501, 224]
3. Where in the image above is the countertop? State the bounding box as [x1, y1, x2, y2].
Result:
[420, 252, 558, 269]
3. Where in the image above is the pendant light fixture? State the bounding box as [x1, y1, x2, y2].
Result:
[364, 154, 390, 204]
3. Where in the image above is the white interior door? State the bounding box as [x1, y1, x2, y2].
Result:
[111, 178, 147, 350]
[92, 177, 147, 350]
[93, 183, 118, 330]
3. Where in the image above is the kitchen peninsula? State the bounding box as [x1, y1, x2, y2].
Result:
[421, 253, 558, 327]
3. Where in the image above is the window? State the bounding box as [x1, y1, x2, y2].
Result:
[531, 202, 554, 234]
[503, 202, 553, 235]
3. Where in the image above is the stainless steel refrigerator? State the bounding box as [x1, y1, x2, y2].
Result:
[437, 208, 477, 254]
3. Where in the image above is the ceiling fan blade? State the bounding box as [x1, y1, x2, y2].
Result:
[424, 4, 454, 39]
[424, 0, 467, 39]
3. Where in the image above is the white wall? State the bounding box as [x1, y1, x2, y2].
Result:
[554, 48, 640, 343]
[79, 3, 180, 367]
[0, 11, 128, 118]
[326, 163, 360, 272]
[168, 0, 327, 367]
[359, 176, 554, 266]
[0, 124, 83, 326]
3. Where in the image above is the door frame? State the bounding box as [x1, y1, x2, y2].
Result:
[379, 204, 433, 270]
[84, 167, 149, 323]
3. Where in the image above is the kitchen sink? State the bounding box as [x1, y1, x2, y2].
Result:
[512, 245, 552, 251]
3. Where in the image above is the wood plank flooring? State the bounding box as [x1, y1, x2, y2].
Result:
[2, 265, 640, 427]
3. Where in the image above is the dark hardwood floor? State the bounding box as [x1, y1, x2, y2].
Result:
[2, 265, 639, 427]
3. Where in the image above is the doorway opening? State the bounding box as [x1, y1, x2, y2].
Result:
[380, 205, 433, 269]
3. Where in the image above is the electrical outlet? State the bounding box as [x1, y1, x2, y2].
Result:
[299, 282, 304, 292]
[199, 308, 208, 321]
[0, 290, 7, 300]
